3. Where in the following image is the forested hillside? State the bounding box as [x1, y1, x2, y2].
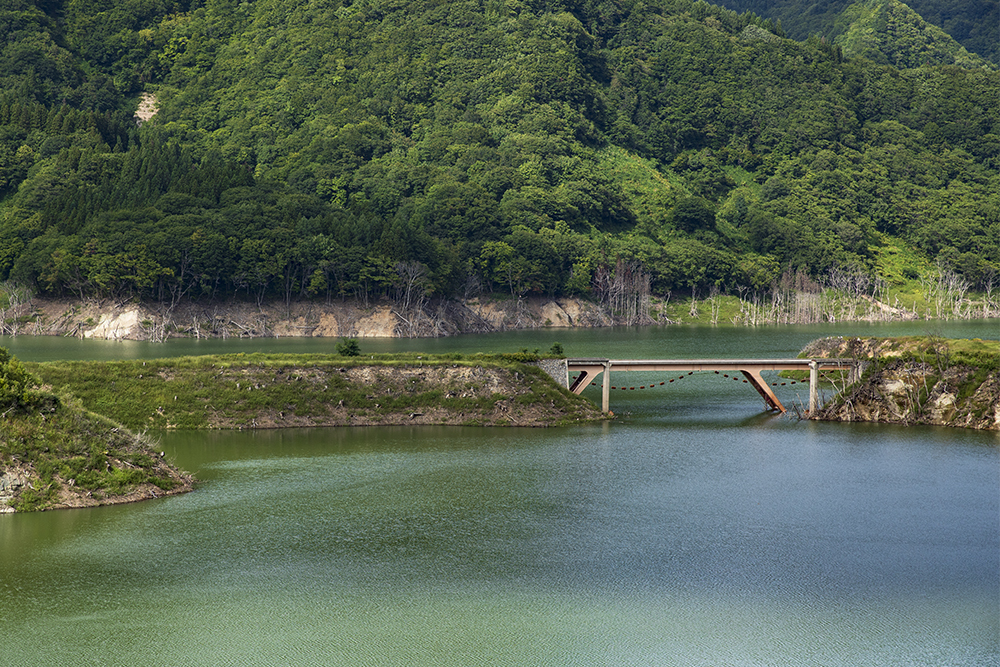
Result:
[1, 0, 998, 314]
[714, 0, 1000, 66]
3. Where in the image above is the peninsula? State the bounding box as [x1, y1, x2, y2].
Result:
[3, 351, 601, 512]
[0, 348, 192, 512]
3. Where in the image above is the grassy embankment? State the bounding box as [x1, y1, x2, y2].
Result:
[1, 399, 192, 511]
[27, 352, 602, 430]
[4, 351, 600, 511]
[790, 335, 999, 377]
[1, 347, 192, 512]
[805, 335, 1000, 367]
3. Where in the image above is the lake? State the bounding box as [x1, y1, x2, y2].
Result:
[1, 320, 998, 666]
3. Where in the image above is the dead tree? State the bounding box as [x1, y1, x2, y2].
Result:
[594, 258, 653, 326]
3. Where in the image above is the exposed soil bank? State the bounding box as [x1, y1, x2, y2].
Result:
[7, 296, 621, 340]
[1, 464, 193, 513]
[5, 292, 996, 341]
[802, 337, 1000, 430]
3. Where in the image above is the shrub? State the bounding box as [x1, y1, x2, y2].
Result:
[0, 347, 53, 414]
[336, 338, 361, 357]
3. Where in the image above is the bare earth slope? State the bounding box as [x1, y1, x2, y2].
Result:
[5, 296, 619, 340]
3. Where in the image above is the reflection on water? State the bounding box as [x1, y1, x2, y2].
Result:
[1, 321, 998, 666]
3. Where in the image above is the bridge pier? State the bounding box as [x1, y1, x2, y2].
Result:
[809, 360, 819, 414]
[740, 369, 784, 412]
[602, 360, 610, 413]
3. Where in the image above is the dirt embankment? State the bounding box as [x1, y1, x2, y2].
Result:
[1, 462, 192, 513]
[3, 295, 627, 340]
[187, 362, 603, 429]
[802, 337, 1000, 430]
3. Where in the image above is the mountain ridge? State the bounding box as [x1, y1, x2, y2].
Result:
[0, 0, 997, 312]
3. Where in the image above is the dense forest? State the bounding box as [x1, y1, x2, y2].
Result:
[714, 0, 999, 66]
[0, 0, 997, 314]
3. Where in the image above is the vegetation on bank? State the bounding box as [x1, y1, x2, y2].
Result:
[804, 335, 1000, 368]
[0, 348, 192, 512]
[27, 352, 603, 430]
[0, 0, 997, 319]
[802, 336, 1000, 430]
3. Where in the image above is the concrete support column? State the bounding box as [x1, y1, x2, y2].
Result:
[602, 361, 611, 414]
[809, 360, 819, 414]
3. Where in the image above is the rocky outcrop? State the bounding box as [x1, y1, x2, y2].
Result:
[134, 92, 158, 126]
[0, 471, 29, 513]
[816, 359, 1000, 430]
[803, 337, 1000, 430]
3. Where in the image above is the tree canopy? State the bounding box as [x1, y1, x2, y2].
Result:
[0, 0, 997, 307]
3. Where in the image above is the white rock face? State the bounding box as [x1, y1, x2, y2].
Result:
[882, 379, 910, 395]
[928, 392, 956, 422]
[354, 306, 397, 337]
[135, 93, 158, 125]
[84, 309, 142, 339]
[540, 301, 572, 326]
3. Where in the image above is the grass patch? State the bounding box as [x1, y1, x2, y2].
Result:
[28, 352, 601, 430]
[594, 146, 678, 230]
[882, 336, 1000, 368]
[1, 391, 191, 511]
[872, 236, 934, 314]
[657, 294, 745, 325]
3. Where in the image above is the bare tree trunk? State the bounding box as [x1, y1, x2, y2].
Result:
[594, 259, 652, 326]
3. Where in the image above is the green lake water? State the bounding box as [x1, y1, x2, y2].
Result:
[1, 320, 998, 666]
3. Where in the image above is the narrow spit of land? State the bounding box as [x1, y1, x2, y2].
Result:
[3, 353, 602, 512]
[2, 345, 193, 512]
[27, 353, 602, 431]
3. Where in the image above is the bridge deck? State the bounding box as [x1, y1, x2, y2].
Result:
[569, 358, 850, 371]
[565, 358, 853, 414]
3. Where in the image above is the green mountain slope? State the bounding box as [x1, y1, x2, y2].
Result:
[712, 0, 999, 66]
[836, 0, 992, 69]
[0, 0, 997, 308]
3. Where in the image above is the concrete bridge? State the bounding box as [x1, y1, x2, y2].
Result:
[560, 358, 854, 415]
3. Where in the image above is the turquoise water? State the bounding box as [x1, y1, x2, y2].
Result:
[1, 321, 998, 665]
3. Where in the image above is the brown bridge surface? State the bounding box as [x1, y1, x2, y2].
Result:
[565, 358, 854, 414]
